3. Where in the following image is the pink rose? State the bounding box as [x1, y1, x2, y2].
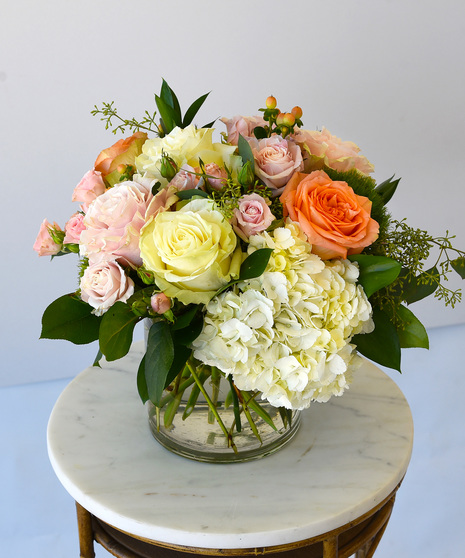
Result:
[80, 260, 135, 316]
[145, 184, 179, 219]
[294, 127, 374, 175]
[220, 115, 265, 145]
[231, 194, 275, 240]
[169, 165, 199, 191]
[72, 170, 106, 212]
[33, 219, 62, 256]
[201, 163, 228, 191]
[250, 136, 303, 191]
[80, 179, 154, 266]
[64, 212, 85, 244]
[150, 293, 171, 314]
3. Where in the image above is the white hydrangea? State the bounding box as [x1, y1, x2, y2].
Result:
[192, 221, 374, 410]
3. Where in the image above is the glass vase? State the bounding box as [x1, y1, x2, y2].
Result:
[147, 360, 301, 464]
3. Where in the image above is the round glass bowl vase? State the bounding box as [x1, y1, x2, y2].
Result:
[147, 365, 301, 464]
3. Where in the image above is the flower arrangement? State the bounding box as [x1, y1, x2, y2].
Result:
[35, 80, 465, 452]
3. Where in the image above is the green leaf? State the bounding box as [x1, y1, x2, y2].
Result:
[182, 92, 210, 127]
[137, 355, 149, 403]
[253, 126, 268, 140]
[239, 248, 273, 281]
[172, 305, 201, 330]
[155, 94, 179, 133]
[245, 396, 277, 431]
[172, 313, 204, 346]
[99, 302, 139, 361]
[451, 257, 465, 279]
[403, 266, 440, 304]
[160, 79, 181, 120]
[93, 348, 103, 368]
[352, 308, 401, 372]
[238, 133, 255, 168]
[375, 175, 400, 204]
[395, 305, 429, 349]
[202, 118, 217, 129]
[349, 254, 401, 298]
[40, 294, 101, 345]
[165, 344, 191, 389]
[145, 321, 174, 406]
[175, 188, 209, 200]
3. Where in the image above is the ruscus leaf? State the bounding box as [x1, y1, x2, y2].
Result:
[239, 248, 273, 281]
[40, 294, 101, 345]
[238, 133, 255, 169]
[349, 254, 401, 298]
[451, 257, 465, 279]
[182, 92, 210, 127]
[99, 302, 139, 361]
[395, 305, 429, 349]
[145, 321, 174, 406]
[375, 175, 401, 204]
[352, 308, 401, 372]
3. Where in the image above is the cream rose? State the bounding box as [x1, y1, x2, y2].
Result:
[80, 260, 135, 316]
[140, 198, 242, 305]
[135, 125, 241, 185]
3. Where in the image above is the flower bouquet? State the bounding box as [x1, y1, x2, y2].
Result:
[35, 80, 465, 461]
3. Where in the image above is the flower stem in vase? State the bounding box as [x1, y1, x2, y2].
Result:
[187, 361, 238, 453]
[208, 366, 222, 425]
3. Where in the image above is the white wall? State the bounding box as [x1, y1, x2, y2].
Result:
[2, 0, 465, 386]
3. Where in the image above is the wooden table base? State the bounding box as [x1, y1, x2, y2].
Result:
[76, 484, 398, 558]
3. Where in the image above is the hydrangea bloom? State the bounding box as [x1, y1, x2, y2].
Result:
[192, 221, 374, 410]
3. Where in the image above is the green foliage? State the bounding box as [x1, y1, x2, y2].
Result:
[395, 305, 429, 349]
[144, 321, 174, 406]
[40, 294, 101, 345]
[239, 248, 274, 281]
[348, 255, 401, 298]
[91, 101, 158, 135]
[375, 175, 400, 204]
[99, 302, 140, 361]
[352, 308, 401, 372]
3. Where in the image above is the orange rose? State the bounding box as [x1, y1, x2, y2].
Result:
[94, 131, 147, 184]
[280, 170, 379, 259]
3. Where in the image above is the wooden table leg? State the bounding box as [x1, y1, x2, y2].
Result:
[76, 501, 95, 558]
[323, 535, 338, 557]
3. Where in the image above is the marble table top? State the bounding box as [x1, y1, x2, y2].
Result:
[47, 341, 413, 550]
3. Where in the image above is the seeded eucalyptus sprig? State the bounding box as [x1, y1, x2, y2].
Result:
[91, 101, 159, 135]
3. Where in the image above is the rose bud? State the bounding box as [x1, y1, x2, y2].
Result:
[150, 293, 171, 314]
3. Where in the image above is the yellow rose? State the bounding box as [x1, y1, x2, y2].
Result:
[135, 125, 241, 185]
[140, 198, 242, 305]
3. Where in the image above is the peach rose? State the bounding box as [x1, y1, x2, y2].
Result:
[72, 170, 106, 212]
[169, 165, 200, 191]
[250, 136, 303, 191]
[201, 163, 228, 191]
[94, 131, 147, 185]
[294, 127, 374, 175]
[280, 170, 379, 259]
[220, 115, 265, 145]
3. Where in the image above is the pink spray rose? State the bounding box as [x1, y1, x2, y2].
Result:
[201, 163, 228, 191]
[294, 127, 374, 175]
[150, 293, 171, 314]
[80, 260, 135, 316]
[169, 165, 199, 191]
[80, 179, 154, 266]
[220, 115, 265, 145]
[231, 194, 275, 241]
[72, 170, 106, 212]
[33, 219, 62, 256]
[64, 212, 85, 244]
[250, 136, 303, 191]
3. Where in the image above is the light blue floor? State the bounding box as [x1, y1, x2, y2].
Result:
[2, 324, 464, 557]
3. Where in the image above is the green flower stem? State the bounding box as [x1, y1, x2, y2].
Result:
[208, 367, 221, 425]
[187, 361, 237, 453]
[164, 390, 184, 428]
[159, 377, 195, 408]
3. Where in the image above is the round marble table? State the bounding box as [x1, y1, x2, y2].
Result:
[47, 341, 413, 558]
